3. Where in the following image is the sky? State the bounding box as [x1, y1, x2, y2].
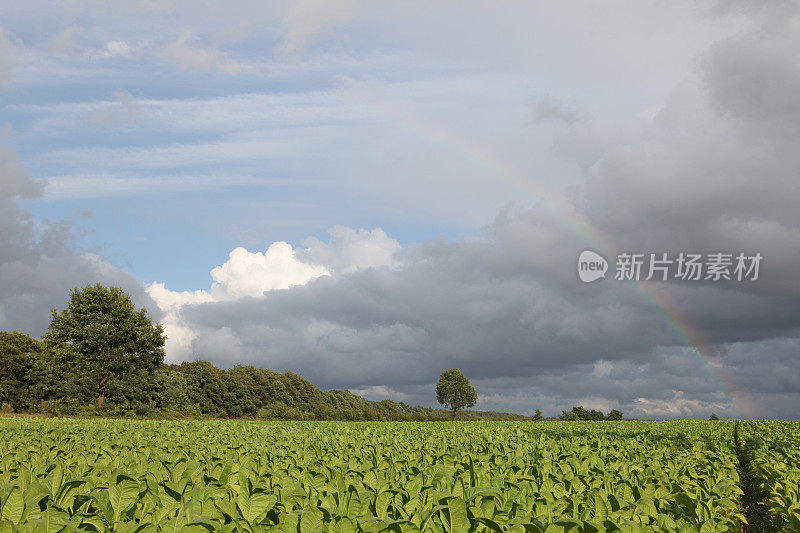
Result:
[1, 0, 799, 419]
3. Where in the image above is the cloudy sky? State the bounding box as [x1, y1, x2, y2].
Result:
[1, 1, 798, 419]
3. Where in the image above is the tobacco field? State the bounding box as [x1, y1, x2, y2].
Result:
[0, 418, 797, 532]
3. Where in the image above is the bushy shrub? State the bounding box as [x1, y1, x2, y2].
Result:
[42, 398, 83, 417]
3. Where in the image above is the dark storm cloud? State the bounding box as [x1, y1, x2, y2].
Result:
[581, 6, 800, 296]
[0, 145, 159, 335]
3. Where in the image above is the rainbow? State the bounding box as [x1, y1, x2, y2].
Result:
[362, 94, 749, 419]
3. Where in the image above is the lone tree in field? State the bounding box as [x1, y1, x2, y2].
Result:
[436, 368, 477, 420]
[44, 284, 165, 407]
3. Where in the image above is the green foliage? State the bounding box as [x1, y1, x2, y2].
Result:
[0, 331, 52, 412]
[709, 413, 720, 421]
[559, 410, 578, 421]
[532, 409, 544, 421]
[740, 421, 800, 529]
[0, 418, 760, 531]
[40, 397, 84, 417]
[436, 369, 477, 420]
[43, 284, 166, 407]
[558, 406, 623, 421]
[0, 341, 523, 420]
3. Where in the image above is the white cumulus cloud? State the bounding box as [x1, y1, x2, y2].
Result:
[209, 243, 329, 299]
[147, 227, 399, 360]
[299, 226, 401, 275]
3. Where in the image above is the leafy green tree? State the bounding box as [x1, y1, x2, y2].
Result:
[150, 367, 195, 415]
[589, 409, 606, 421]
[0, 331, 53, 411]
[532, 408, 544, 421]
[43, 284, 165, 408]
[559, 409, 578, 421]
[560, 406, 587, 420]
[709, 413, 720, 421]
[607, 409, 623, 421]
[435, 368, 477, 420]
[573, 406, 589, 419]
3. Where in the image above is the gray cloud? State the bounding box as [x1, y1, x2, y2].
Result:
[532, 98, 582, 125]
[0, 26, 19, 86]
[584, 10, 800, 299]
[0, 145, 160, 335]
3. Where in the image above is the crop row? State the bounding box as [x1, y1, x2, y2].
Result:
[740, 421, 800, 530]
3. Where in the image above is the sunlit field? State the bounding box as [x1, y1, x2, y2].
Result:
[1, 419, 797, 532]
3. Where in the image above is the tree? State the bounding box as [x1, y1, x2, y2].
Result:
[560, 406, 592, 420]
[532, 409, 544, 421]
[43, 284, 165, 408]
[435, 368, 477, 420]
[587, 409, 605, 421]
[607, 409, 623, 421]
[559, 409, 578, 421]
[0, 331, 52, 411]
[709, 413, 720, 421]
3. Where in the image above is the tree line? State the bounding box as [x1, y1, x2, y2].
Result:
[557, 405, 624, 421]
[0, 285, 527, 421]
[0, 284, 624, 421]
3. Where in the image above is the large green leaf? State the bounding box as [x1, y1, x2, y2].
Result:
[109, 478, 141, 522]
[299, 506, 325, 532]
[1, 487, 24, 525]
